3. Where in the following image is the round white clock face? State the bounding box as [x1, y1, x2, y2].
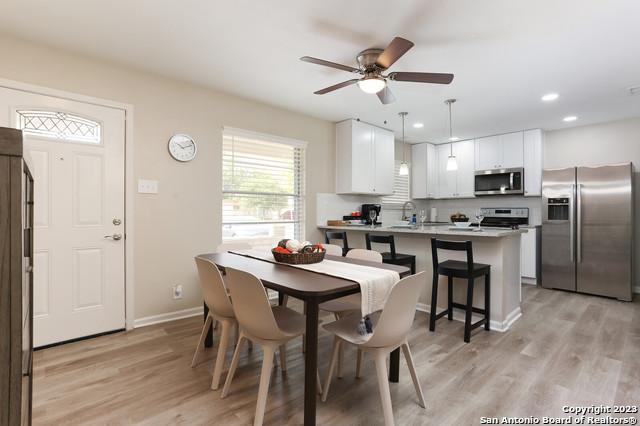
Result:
[168, 134, 197, 162]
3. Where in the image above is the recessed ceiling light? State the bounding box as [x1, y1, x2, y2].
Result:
[542, 93, 559, 102]
[413, 122, 424, 128]
[449, 136, 460, 141]
[563, 116, 578, 122]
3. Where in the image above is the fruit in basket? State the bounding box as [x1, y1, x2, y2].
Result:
[300, 245, 315, 254]
[450, 212, 469, 223]
[277, 239, 290, 249]
[273, 246, 291, 254]
[313, 243, 324, 253]
[285, 239, 303, 253]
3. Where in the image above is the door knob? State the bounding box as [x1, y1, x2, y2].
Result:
[104, 233, 123, 241]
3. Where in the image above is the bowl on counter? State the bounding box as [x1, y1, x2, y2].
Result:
[453, 221, 472, 228]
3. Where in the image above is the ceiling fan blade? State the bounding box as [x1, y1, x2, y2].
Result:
[300, 56, 360, 73]
[375, 37, 414, 69]
[377, 86, 396, 104]
[314, 79, 360, 94]
[388, 72, 454, 84]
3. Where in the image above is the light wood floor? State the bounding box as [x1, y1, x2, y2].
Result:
[33, 285, 640, 425]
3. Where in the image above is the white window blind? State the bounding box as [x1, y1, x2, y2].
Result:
[222, 129, 305, 249]
[381, 161, 410, 208]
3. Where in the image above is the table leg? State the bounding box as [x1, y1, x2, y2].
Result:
[278, 291, 285, 306]
[304, 299, 319, 426]
[204, 302, 213, 348]
[389, 348, 400, 382]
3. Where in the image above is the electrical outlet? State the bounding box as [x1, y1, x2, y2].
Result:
[172, 284, 183, 299]
[138, 179, 159, 194]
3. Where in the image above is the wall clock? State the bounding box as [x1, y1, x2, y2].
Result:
[168, 134, 197, 162]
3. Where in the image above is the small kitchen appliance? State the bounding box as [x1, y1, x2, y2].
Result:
[361, 204, 381, 225]
[474, 167, 524, 196]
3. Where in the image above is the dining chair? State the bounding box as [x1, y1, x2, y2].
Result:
[323, 243, 344, 256]
[191, 257, 238, 390]
[366, 233, 416, 274]
[321, 272, 427, 426]
[221, 267, 322, 426]
[318, 248, 382, 377]
[325, 231, 349, 255]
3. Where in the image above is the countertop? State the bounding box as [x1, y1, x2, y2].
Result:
[317, 224, 528, 238]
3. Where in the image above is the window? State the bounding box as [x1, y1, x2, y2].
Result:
[381, 161, 410, 208]
[16, 110, 101, 144]
[222, 127, 305, 249]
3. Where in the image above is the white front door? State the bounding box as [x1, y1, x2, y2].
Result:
[0, 87, 126, 347]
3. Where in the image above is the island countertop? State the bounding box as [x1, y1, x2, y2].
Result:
[317, 224, 527, 238]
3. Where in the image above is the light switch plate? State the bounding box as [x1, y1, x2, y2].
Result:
[138, 179, 159, 194]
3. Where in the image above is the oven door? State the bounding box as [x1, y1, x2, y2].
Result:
[474, 168, 524, 195]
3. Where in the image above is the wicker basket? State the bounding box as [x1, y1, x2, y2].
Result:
[271, 249, 325, 265]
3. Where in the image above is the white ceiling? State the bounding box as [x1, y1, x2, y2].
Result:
[2, 0, 640, 143]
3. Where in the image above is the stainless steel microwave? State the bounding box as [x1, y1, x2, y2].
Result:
[474, 167, 524, 195]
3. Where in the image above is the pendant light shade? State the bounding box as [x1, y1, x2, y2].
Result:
[444, 99, 458, 171]
[399, 112, 409, 176]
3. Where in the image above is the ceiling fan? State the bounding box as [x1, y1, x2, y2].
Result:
[300, 37, 454, 104]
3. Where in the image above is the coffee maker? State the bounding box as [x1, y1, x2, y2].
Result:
[361, 204, 381, 225]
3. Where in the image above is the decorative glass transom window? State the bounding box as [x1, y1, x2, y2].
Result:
[16, 110, 101, 144]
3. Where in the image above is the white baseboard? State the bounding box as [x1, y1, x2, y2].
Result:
[521, 277, 537, 286]
[416, 303, 521, 333]
[634, 286, 640, 295]
[134, 306, 204, 328]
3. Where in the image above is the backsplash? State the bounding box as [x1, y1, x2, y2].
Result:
[316, 193, 405, 226]
[414, 196, 542, 225]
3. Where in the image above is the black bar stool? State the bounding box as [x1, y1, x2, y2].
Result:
[365, 234, 416, 274]
[324, 231, 349, 256]
[429, 238, 490, 343]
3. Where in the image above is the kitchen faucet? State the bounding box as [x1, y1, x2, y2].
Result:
[402, 201, 416, 221]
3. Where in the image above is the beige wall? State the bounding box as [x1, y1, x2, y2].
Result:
[545, 117, 640, 285]
[0, 35, 335, 319]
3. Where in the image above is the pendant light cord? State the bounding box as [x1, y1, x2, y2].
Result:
[402, 113, 406, 163]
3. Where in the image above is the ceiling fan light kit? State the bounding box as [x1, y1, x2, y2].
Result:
[301, 37, 454, 104]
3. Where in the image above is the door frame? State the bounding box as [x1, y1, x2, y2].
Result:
[0, 77, 136, 330]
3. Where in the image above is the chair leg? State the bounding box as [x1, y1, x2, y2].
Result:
[281, 294, 289, 306]
[335, 313, 344, 379]
[410, 258, 416, 275]
[401, 342, 426, 408]
[254, 345, 275, 426]
[355, 349, 364, 379]
[485, 271, 491, 331]
[429, 273, 439, 332]
[279, 343, 287, 372]
[374, 351, 395, 426]
[321, 336, 341, 402]
[191, 314, 213, 367]
[211, 320, 233, 390]
[447, 276, 453, 321]
[221, 334, 245, 398]
[464, 278, 475, 343]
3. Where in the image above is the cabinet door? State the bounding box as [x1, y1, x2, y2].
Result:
[523, 129, 543, 196]
[474, 136, 501, 170]
[373, 127, 395, 195]
[454, 140, 476, 198]
[437, 143, 457, 198]
[350, 120, 374, 193]
[411, 143, 427, 199]
[500, 131, 524, 168]
[521, 228, 537, 278]
[426, 143, 438, 198]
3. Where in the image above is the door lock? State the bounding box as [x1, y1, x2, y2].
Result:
[104, 233, 123, 241]
[113, 218, 122, 226]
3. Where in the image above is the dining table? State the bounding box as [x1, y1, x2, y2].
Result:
[198, 251, 411, 426]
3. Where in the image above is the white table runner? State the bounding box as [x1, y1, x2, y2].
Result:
[230, 250, 400, 316]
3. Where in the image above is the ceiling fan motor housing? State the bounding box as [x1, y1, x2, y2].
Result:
[357, 48, 385, 71]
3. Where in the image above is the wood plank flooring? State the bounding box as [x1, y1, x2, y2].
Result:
[32, 286, 640, 425]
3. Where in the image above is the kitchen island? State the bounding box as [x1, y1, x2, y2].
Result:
[318, 225, 527, 332]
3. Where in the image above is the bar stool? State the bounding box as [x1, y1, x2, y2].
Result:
[365, 234, 416, 275]
[325, 231, 349, 256]
[429, 238, 490, 343]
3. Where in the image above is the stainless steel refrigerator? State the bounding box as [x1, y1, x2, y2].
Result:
[541, 163, 634, 301]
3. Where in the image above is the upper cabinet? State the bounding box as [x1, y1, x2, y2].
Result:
[335, 119, 394, 195]
[523, 129, 544, 196]
[474, 131, 523, 170]
[411, 143, 438, 199]
[436, 140, 475, 199]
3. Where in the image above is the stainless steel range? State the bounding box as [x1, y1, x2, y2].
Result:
[470, 207, 529, 228]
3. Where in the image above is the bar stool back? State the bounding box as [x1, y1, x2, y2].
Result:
[365, 233, 416, 274]
[325, 231, 349, 255]
[429, 238, 491, 343]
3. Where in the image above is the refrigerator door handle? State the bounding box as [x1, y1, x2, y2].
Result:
[570, 184, 575, 262]
[576, 183, 582, 263]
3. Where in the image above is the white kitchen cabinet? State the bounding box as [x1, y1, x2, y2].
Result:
[436, 141, 475, 198]
[523, 129, 544, 197]
[411, 142, 438, 199]
[474, 131, 523, 170]
[521, 227, 538, 279]
[335, 119, 394, 195]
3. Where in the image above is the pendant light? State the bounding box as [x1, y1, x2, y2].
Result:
[445, 99, 458, 171]
[398, 112, 409, 176]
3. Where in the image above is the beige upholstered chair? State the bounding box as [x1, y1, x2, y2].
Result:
[191, 257, 237, 390]
[323, 243, 344, 256]
[346, 248, 383, 263]
[221, 268, 321, 426]
[321, 272, 427, 426]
